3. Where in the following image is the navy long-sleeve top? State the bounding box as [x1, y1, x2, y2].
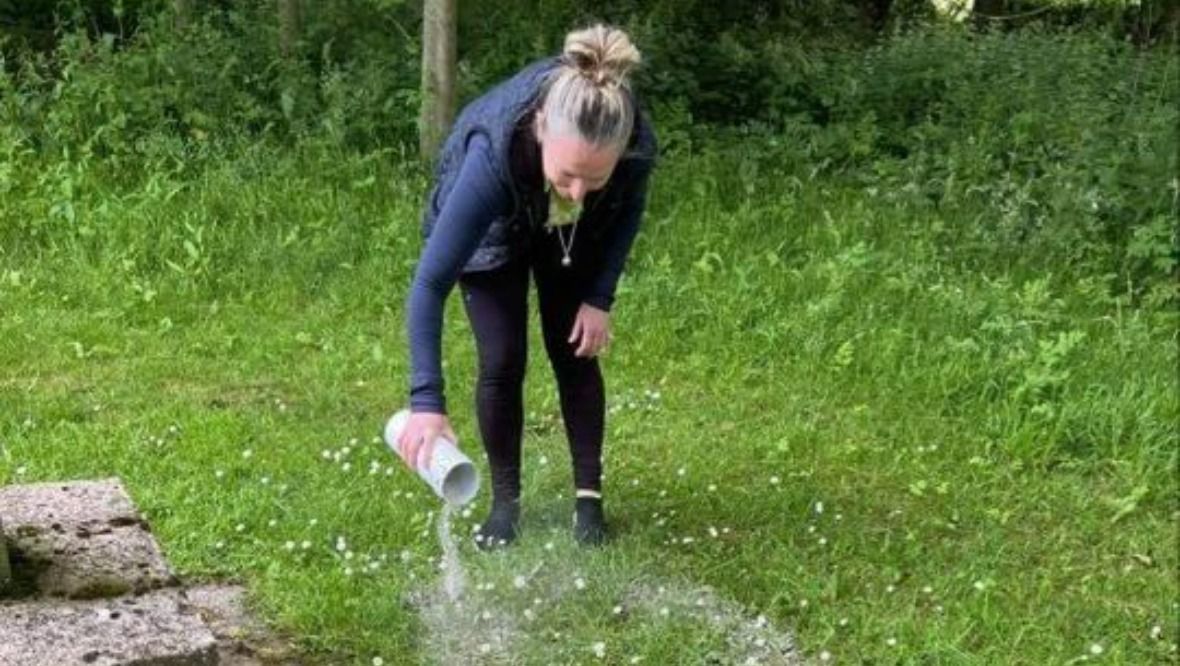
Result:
[406, 132, 647, 414]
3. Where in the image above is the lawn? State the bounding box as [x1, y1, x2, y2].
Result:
[1, 135, 1176, 664]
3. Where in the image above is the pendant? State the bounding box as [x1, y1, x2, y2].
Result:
[561, 255, 572, 267]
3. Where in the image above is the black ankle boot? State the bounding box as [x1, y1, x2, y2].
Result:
[573, 496, 607, 546]
[475, 498, 520, 550]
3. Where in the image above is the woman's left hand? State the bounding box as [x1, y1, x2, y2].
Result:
[569, 304, 611, 358]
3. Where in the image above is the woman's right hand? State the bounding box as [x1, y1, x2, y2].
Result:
[397, 411, 458, 471]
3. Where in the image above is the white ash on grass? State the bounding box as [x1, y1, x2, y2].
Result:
[620, 578, 801, 665]
[405, 524, 801, 665]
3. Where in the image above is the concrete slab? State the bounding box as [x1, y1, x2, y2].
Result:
[0, 478, 178, 599]
[186, 583, 303, 665]
[1, 515, 10, 594]
[0, 588, 218, 666]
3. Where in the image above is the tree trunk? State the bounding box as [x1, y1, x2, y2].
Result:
[859, 0, 893, 33]
[972, 0, 1006, 27]
[278, 0, 301, 60]
[174, 0, 193, 30]
[419, 0, 457, 161]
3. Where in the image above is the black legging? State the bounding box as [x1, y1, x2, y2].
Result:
[458, 227, 606, 503]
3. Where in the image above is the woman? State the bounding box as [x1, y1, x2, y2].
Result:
[396, 24, 657, 549]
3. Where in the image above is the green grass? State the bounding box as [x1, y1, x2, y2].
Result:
[1, 139, 1177, 665]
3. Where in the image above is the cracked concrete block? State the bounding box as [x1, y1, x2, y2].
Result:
[0, 515, 11, 595]
[0, 588, 218, 666]
[0, 478, 178, 599]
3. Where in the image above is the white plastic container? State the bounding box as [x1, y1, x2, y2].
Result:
[383, 409, 479, 506]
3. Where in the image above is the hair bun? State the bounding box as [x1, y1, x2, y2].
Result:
[562, 24, 641, 89]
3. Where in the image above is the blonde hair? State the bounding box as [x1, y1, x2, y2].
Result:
[540, 24, 641, 151]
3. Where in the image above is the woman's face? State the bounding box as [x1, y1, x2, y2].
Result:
[536, 116, 621, 203]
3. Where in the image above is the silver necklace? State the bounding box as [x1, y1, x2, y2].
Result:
[545, 183, 580, 267]
[555, 220, 577, 267]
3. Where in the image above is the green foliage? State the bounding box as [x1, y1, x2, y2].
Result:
[1, 130, 1176, 665]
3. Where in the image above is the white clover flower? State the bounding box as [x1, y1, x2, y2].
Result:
[818, 537, 828, 546]
[838, 617, 849, 627]
[681, 537, 695, 545]
[1151, 625, 1163, 639]
[677, 467, 686, 477]
[886, 584, 896, 593]
[592, 641, 606, 658]
[819, 650, 831, 662]
[886, 638, 897, 647]
[261, 476, 270, 485]
[799, 599, 809, 609]
[659, 607, 669, 617]
[284, 541, 295, 550]
[345, 551, 354, 560]
[814, 501, 824, 514]
[922, 586, 933, 594]
[545, 541, 555, 551]
[242, 449, 253, 459]
[349, 437, 358, 446]
[539, 455, 548, 465]
[1089, 644, 1103, 655]
[709, 527, 719, 538]
[372, 658, 384, 666]
[575, 577, 586, 590]
[301, 540, 311, 549]
[513, 576, 527, 589]
[342, 462, 352, 472]
[755, 615, 768, 628]
[708, 484, 717, 492]
[479, 643, 491, 654]
[309, 518, 318, 526]
[214, 470, 225, 479]
[342, 446, 351, 456]
[534, 597, 543, 606]
[770, 476, 780, 485]
[344, 567, 353, 576]
[524, 609, 535, 621]
[613, 605, 623, 615]
[214, 541, 224, 549]
[235, 523, 245, 533]
[808, 525, 817, 534]
[835, 513, 843, 521]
